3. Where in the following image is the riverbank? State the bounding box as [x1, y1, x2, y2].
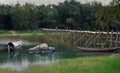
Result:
[0, 54, 120, 73]
[1, 29, 120, 46]
[0, 29, 43, 37]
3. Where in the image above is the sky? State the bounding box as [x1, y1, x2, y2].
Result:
[0, 0, 112, 5]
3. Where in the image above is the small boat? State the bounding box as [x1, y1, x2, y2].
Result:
[78, 47, 119, 52]
[7, 40, 23, 52]
[28, 43, 55, 54]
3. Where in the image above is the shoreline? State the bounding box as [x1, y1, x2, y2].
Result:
[0, 54, 120, 73]
[0, 33, 44, 38]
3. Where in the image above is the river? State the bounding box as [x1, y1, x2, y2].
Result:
[0, 36, 119, 71]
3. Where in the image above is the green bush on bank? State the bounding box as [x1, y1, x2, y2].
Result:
[0, 29, 41, 34]
[0, 30, 11, 34]
[16, 29, 41, 34]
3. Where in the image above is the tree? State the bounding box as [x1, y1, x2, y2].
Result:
[10, 3, 39, 30]
[0, 4, 12, 30]
[95, 0, 120, 31]
[55, 0, 81, 29]
[41, 5, 58, 28]
[54, 0, 102, 30]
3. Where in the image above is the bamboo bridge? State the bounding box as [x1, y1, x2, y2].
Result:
[42, 28, 120, 48]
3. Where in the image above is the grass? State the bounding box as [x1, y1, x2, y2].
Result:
[0, 30, 11, 34]
[16, 29, 41, 34]
[0, 29, 41, 34]
[0, 29, 43, 38]
[0, 54, 120, 73]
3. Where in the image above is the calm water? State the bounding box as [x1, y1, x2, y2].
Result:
[0, 36, 119, 71]
[0, 37, 79, 71]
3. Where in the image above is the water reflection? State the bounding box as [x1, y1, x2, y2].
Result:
[0, 38, 39, 46]
[0, 50, 61, 71]
[0, 38, 61, 71]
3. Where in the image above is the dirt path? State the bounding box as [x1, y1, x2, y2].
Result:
[9, 30, 17, 36]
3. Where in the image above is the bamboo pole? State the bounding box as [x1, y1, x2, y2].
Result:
[73, 31, 87, 45]
[84, 33, 94, 47]
[86, 31, 102, 47]
[101, 31, 109, 48]
[68, 31, 82, 44]
[61, 31, 71, 40]
[115, 32, 119, 47]
[42, 28, 120, 35]
[109, 31, 113, 48]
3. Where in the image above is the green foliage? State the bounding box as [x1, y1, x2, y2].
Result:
[52, 0, 102, 30]
[95, 0, 120, 31]
[10, 3, 39, 30]
[0, 0, 119, 31]
[0, 4, 12, 30]
[0, 30, 11, 34]
[16, 29, 41, 34]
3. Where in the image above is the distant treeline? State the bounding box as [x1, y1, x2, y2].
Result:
[0, 0, 119, 31]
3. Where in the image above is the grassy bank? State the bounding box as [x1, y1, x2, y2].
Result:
[0, 54, 120, 73]
[0, 29, 41, 34]
[0, 30, 11, 34]
[0, 29, 43, 38]
[16, 29, 41, 34]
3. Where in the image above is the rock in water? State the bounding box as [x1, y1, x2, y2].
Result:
[40, 43, 48, 50]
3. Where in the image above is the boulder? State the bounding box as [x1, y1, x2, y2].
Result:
[29, 43, 49, 50]
[39, 43, 48, 50]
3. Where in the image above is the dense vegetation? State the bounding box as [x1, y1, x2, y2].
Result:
[0, 0, 119, 31]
